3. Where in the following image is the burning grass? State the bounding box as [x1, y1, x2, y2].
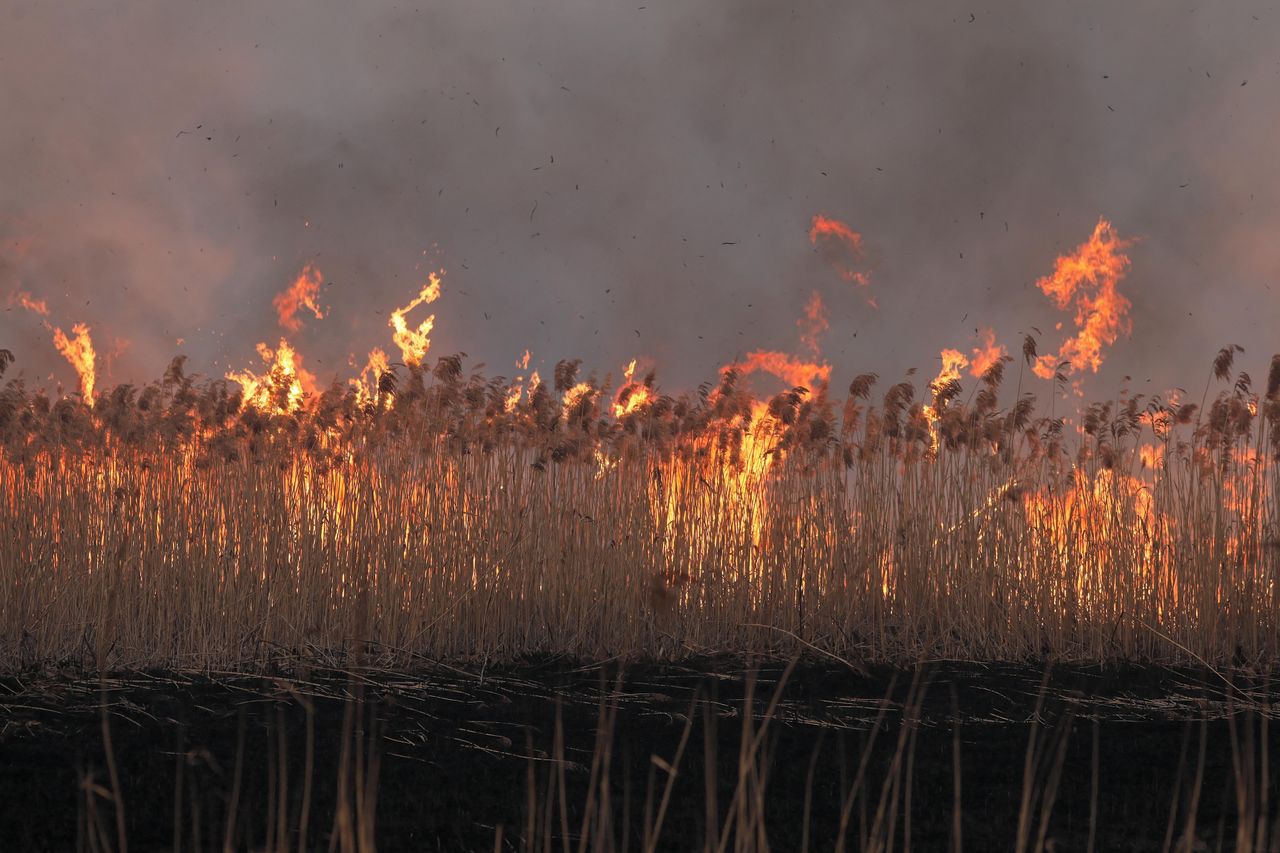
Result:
[1, 336, 1279, 671]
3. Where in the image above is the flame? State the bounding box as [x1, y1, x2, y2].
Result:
[724, 350, 831, 390]
[1139, 444, 1165, 470]
[51, 322, 96, 407]
[561, 381, 595, 418]
[273, 263, 326, 332]
[797, 291, 829, 356]
[613, 358, 652, 418]
[1032, 219, 1133, 381]
[226, 339, 315, 413]
[921, 348, 970, 451]
[969, 327, 1006, 378]
[351, 347, 391, 408]
[8, 289, 49, 316]
[390, 271, 443, 366]
[517, 349, 531, 371]
[809, 214, 872, 293]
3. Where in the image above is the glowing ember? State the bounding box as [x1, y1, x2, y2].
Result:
[273, 263, 326, 331]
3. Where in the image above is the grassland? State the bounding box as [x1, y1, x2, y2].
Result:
[1, 343, 1277, 671]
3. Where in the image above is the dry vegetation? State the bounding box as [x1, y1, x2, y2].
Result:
[2, 342, 1279, 671]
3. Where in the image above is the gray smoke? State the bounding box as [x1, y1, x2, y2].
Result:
[1, 0, 1277, 402]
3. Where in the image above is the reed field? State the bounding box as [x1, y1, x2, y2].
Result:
[2, 340, 1278, 672]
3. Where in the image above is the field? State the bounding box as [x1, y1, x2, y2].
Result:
[1, 340, 1278, 671]
[5, 224, 1280, 849]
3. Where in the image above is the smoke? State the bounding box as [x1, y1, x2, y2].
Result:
[1, 0, 1277, 401]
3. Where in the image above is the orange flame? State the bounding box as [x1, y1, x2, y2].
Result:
[922, 348, 969, 450]
[969, 327, 1007, 378]
[797, 291, 829, 356]
[9, 289, 49, 316]
[273, 263, 326, 332]
[723, 350, 831, 390]
[613, 358, 652, 418]
[390, 271, 443, 366]
[1032, 219, 1132, 380]
[809, 214, 872, 292]
[352, 347, 391, 408]
[51, 322, 96, 407]
[226, 339, 316, 413]
[505, 350, 534, 412]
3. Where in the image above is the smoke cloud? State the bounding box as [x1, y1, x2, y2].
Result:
[1, 0, 1277, 400]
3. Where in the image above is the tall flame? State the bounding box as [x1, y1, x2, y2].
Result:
[1032, 218, 1132, 380]
[51, 322, 96, 407]
[273, 263, 326, 331]
[390, 271, 443, 366]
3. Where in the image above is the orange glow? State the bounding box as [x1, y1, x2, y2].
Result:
[724, 350, 831, 390]
[1032, 219, 1132, 380]
[922, 348, 969, 450]
[390, 271, 443, 366]
[226, 339, 316, 413]
[798, 291, 829, 356]
[809, 214, 872, 291]
[351, 347, 391, 408]
[9, 289, 49, 316]
[613, 358, 652, 418]
[273, 263, 326, 331]
[51, 322, 96, 407]
[969, 327, 1006, 378]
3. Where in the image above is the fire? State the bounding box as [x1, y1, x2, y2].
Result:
[51, 322, 96, 407]
[1032, 218, 1133, 381]
[613, 358, 652, 418]
[797, 291, 829, 356]
[969, 327, 1006, 378]
[505, 350, 534, 412]
[922, 348, 969, 449]
[8, 289, 49, 315]
[9, 284, 96, 406]
[226, 339, 315, 413]
[273, 263, 326, 331]
[561, 381, 595, 419]
[352, 347, 391, 408]
[809, 214, 872, 294]
[724, 350, 831, 390]
[390, 271, 443, 366]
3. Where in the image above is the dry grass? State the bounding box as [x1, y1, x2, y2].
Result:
[2, 345, 1279, 670]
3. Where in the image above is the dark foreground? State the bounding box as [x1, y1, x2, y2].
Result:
[2, 659, 1277, 851]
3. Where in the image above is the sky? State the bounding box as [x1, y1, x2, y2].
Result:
[1, 0, 1278, 403]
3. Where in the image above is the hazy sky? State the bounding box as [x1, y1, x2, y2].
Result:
[1, 0, 1277, 402]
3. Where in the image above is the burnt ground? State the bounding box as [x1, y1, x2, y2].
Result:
[1, 658, 1277, 851]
